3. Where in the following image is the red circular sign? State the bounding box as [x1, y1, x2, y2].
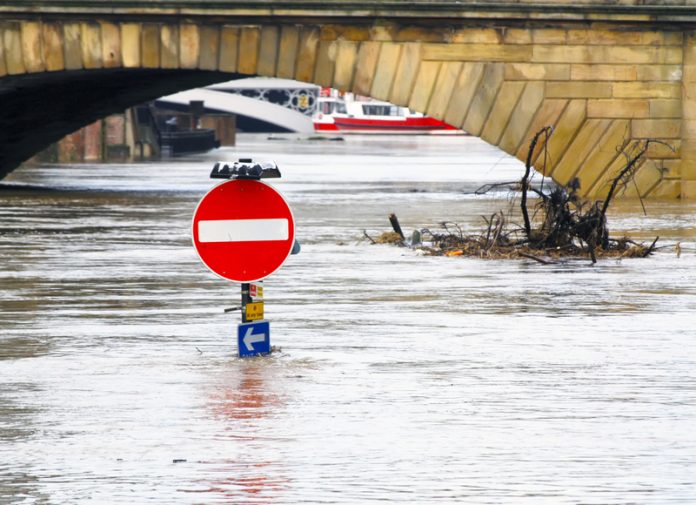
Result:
[192, 179, 295, 282]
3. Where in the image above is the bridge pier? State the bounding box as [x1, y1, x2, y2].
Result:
[682, 33, 696, 199]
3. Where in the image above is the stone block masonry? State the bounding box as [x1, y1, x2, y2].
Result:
[1, 5, 696, 198]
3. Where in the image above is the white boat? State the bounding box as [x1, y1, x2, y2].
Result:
[313, 91, 464, 135]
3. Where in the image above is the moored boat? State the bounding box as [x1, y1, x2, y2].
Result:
[313, 92, 464, 135]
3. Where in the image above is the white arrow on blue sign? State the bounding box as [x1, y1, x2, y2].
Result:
[237, 320, 270, 358]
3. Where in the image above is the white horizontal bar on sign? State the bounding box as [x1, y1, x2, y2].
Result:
[198, 218, 289, 243]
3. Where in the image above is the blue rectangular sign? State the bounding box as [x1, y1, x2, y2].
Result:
[237, 320, 270, 358]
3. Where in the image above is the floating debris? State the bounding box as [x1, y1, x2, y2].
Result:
[365, 127, 669, 264]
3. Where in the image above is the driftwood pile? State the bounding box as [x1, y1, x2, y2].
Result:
[366, 127, 665, 264]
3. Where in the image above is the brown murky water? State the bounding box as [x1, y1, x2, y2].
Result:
[1, 134, 696, 503]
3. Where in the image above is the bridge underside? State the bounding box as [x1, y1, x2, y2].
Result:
[0, 9, 694, 198]
[0, 68, 236, 172]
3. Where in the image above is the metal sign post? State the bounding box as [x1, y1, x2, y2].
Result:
[243, 282, 264, 322]
[192, 159, 299, 358]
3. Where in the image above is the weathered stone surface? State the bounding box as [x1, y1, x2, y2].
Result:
[333, 40, 358, 91]
[257, 25, 279, 76]
[423, 43, 532, 62]
[352, 41, 380, 96]
[199, 25, 220, 71]
[80, 23, 102, 70]
[451, 28, 500, 44]
[314, 40, 336, 87]
[480, 80, 525, 145]
[659, 32, 684, 46]
[0, 28, 6, 77]
[370, 42, 401, 101]
[499, 81, 544, 154]
[238, 26, 260, 74]
[544, 99, 587, 175]
[503, 28, 531, 44]
[395, 26, 446, 43]
[505, 63, 569, 80]
[658, 159, 681, 179]
[369, 23, 396, 42]
[443, 61, 485, 128]
[295, 27, 319, 83]
[546, 81, 612, 99]
[566, 28, 642, 45]
[649, 99, 682, 118]
[618, 161, 661, 198]
[277, 25, 300, 79]
[100, 22, 121, 69]
[180, 24, 200, 69]
[3, 14, 696, 199]
[389, 42, 420, 106]
[408, 60, 441, 114]
[532, 45, 681, 64]
[682, 33, 696, 197]
[587, 99, 650, 118]
[570, 64, 636, 81]
[589, 151, 639, 199]
[63, 23, 82, 70]
[636, 64, 682, 81]
[577, 119, 630, 195]
[646, 139, 681, 159]
[532, 29, 566, 44]
[646, 179, 681, 198]
[141, 24, 160, 69]
[42, 22, 64, 71]
[682, 158, 696, 180]
[682, 180, 696, 198]
[532, 45, 591, 64]
[21, 22, 44, 73]
[219, 26, 239, 73]
[462, 63, 504, 136]
[519, 99, 569, 166]
[427, 61, 463, 120]
[160, 24, 179, 69]
[320, 24, 369, 42]
[121, 23, 141, 68]
[3, 22, 26, 75]
[632, 119, 681, 138]
[552, 118, 612, 185]
[613, 82, 681, 99]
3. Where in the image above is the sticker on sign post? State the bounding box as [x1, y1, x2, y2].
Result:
[250, 283, 264, 300]
[245, 301, 264, 321]
[238, 321, 270, 358]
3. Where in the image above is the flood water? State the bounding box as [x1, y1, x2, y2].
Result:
[1, 134, 696, 504]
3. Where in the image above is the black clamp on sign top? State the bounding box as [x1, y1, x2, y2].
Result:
[210, 159, 281, 180]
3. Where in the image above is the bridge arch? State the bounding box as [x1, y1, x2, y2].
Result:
[0, 18, 689, 198]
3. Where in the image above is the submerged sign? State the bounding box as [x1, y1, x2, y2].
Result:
[237, 321, 270, 358]
[191, 179, 295, 283]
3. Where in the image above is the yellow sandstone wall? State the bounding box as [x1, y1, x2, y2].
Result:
[682, 33, 696, 199]
[0, 19, 691, 198]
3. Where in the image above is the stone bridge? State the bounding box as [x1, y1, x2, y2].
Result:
[2, 1, 696, 198]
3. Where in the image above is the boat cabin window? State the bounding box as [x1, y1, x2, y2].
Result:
[362, 105, 399, 116]
[320, 101, 347, 114]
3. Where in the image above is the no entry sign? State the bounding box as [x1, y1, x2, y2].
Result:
[192, 179, 295, 282]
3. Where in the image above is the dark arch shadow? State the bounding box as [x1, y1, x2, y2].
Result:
[0, 68, 240, 178]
